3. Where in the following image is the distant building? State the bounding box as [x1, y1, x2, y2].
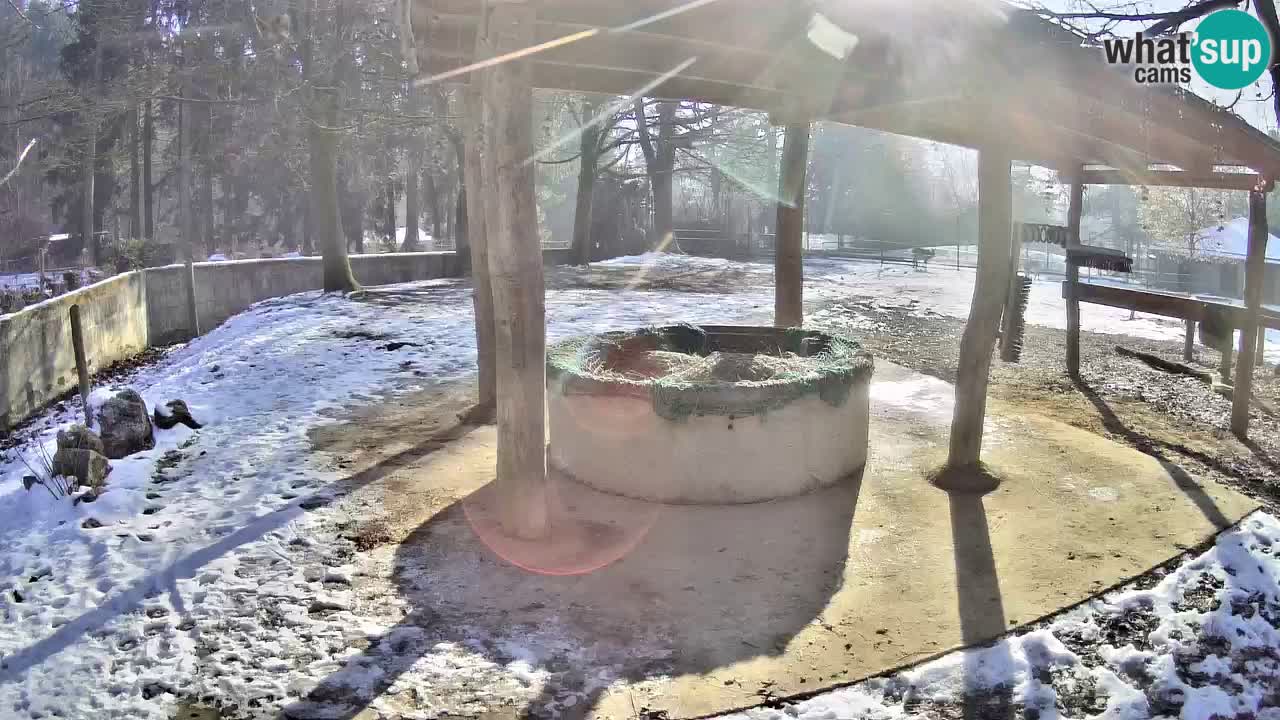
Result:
[1148, 218, 1280, 304]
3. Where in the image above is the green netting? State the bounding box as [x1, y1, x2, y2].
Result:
[547, 324, 874, 422]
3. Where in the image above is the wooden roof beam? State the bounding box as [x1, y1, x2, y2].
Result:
[1076, 168, 1274, 191]
[1037, 51, 1280, 176]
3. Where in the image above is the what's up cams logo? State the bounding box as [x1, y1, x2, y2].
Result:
[1101, 9, 1273, 90]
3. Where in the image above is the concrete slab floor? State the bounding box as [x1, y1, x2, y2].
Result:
[340, 360, 1259, 719]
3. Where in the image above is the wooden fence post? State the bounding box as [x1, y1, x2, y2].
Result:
[69, 305, 93, 428]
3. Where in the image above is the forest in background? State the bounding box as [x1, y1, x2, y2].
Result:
[3, 0, 1277, 283]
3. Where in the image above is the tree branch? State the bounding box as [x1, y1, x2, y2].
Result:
[5, 0, 32, 25]
[0, 138, 37, 188]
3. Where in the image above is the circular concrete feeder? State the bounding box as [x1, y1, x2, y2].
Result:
[547, 325, 874, 504]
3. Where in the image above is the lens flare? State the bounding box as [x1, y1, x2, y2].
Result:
[462, 472, 660, 576]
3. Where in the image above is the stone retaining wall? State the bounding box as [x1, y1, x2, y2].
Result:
[0, 272, 148, 430]
[1, 249, 581, 430]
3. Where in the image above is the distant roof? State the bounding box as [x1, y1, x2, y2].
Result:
[1196, 218, 1280, 264]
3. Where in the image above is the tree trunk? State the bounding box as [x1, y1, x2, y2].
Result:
[571, 105, 600, 266]
[311, 90, 357, 291]
[382, 180, 395, 248]
[634, 99, 677, 250]
[480, 2, 547, 538]
[424, 172, 441, 242]
[308, 0, 357, 289]
[222, 183, 234, 254]
[143, 99, 154, 241]
[947, 150, 1012, 469]
[456, 182, 469, 254]
[448, 128, 468, 254]
[349, 174, 366, 254]
[81, 44, 102, 266]
[445, 183, 455, 242]
[774, 122, 809, 328]
[129, 103, 141, 239]
[465, 90, 495, 409]
[234, 174, 248, 254]
[276, 195, 294, 255]
[404, 156, 420, 251]
[343, 183, 365, 253]
[651, 170, 673, 248]
[81, 119, 97, 266]
[302, 195, 314, 255]
[178, 92, 200, 336]
[201, 77, 215, 256]
[202, 155, 215, 256]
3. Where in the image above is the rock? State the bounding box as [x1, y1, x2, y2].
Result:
[52, 447, 111, 489]
[95, 389, 155, 459]
[153, 399, 202, 430]
[57, 424, 105, 455]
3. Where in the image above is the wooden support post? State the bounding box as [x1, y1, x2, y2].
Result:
[1220, 333, 1234, 382]
[1256, 325, 1266, 365]
[774, 122, 810, 328]
[1232, 190, 1268, 438]
[1065, 172, 1084, 378]
[948, 150, 1013, 468]
[481, 0, 548, 539]
[69, 305, 93, 428]
[1184, 319, 1195, 362]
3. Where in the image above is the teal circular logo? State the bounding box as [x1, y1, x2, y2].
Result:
[1192, 10, 1273, 90]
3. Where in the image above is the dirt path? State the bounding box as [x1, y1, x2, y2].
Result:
[293, 314, 1268, 720]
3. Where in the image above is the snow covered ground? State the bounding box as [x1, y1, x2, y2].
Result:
[0, 253, 1274, 719]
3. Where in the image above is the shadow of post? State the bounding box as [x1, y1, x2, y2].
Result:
[285, 471, 864, 720]
[947, 489, 1013, 720]
[1071, 377, 1230, 529]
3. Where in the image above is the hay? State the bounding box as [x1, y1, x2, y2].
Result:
[548, 325, 874, 422]
[588, 349, 827, 384]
